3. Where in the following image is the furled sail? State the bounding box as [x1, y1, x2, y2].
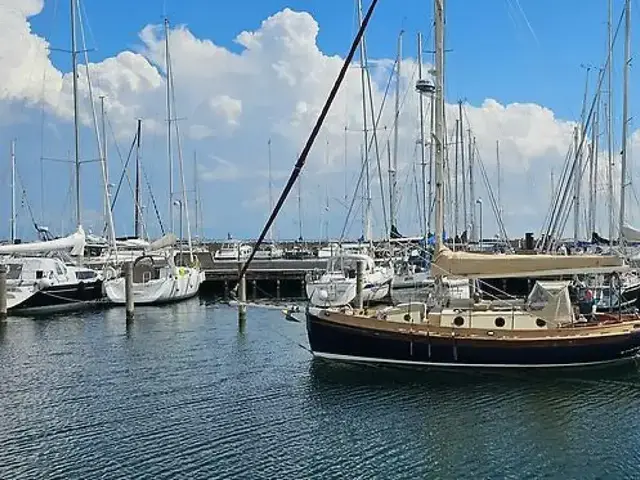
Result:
[147, 233, 177, 251]
[431, 246, 627, 279]
[0, 226, 86, 256]
[622, 224, 640, 243]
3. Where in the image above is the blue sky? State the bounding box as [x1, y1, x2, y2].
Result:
[1, 1, 637, 241]
[31, 0, 625, 121]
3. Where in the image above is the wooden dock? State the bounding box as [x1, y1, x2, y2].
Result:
[183, 252, 325, 300]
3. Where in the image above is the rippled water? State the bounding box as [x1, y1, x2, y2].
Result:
[2, 298, 640, 479]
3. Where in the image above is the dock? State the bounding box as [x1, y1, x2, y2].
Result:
[182, 252, 325, 300]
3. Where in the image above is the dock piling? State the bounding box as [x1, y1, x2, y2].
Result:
[355, 260, 364, 310]
[238, 263, 247, 322]
[0, 264, 7, 320]
[125, 262, 134, 322]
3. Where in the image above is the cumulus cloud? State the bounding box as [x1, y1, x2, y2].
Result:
[0, 2, 628, 240]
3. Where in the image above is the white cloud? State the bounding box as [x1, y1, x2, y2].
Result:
[0, 2, 631, 241]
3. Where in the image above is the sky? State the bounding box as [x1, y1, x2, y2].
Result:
[1, 0, 639, 242]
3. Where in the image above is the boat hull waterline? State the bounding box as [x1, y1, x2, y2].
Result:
[104, 268, 204, 305]
[8, 281, 104, 315]
[306, 309, 640, 368]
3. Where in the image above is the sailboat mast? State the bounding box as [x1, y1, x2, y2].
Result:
[193, 151, 199, 241]
[433, 0, 445, 250]
[589, 90, 600, 236]
[357, 0, 371, 242]
[164, 18, 174, 234]
[10, 139, 16, 243]
[268, 138, 274, 241]
[454, 120, 460, 240]
[572, 127, 580, 243]
[496, 140, 502, 226]
[391, 30, 402, 232]
[134, 119, 142, 238]
[468, 130, 475, 242]
[607, 0, 614, 246]
[619, 0, 631, 244]
[417, 33, 428, 239]
[458, 101, 467, 235]
[71, 0, 81, 227]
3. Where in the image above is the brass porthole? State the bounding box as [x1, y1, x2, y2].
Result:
[495, 317, 506, 327]
[536, 318, 546, 328]
[453, 316, 464, 327]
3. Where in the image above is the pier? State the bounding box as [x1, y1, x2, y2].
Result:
[180, 251, 325, 299]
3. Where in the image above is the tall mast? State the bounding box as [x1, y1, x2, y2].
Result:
[496, 140, 502, 224]
[590, 90, 600, 236]
[194, 151, 199, 241]
[458, 101, 467, 236]
[607, 0, 614, 246]
[357, 0, 372, 242]
[468, 130, 475, 242]
[100, 96, 109, 234]
[391, 30, 402, 232]
[10, 139, 16, 243]
[164, 18, 174, 234]
[417, 33, 428, 239]
[297, 173, 303, 241]
[572, 127, 580, 243]
[454, 119, 460, 240]
[71, 0, 81, 227]
[619, 0, 631, 244]
[134, 119, 142, 238]
[428, 89, 435, 234]
[268, 138, 274, 241]
[433, 0, 445, 250]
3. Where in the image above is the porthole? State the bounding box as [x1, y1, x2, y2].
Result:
[495, 317, 506, 327]
[453, 316, 464, 327]
[403, 313, 412, 322]
[536, 318, 546, 328]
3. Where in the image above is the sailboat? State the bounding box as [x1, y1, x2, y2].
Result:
[305, 0, 640, 368]
[0, 1, 107, 315]
[0, 227, 104, 314]
[102, 18, 204, 305]
[305, 252, 393, 307]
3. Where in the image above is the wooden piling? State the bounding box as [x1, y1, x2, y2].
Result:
[0, 264, 7, 320]
[224, 280, 229, 300]
[125, 262, 134, 322]
[238, 263, 247, 322]
[355, 260, 364, 310]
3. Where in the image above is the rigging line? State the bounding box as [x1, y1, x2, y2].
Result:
[141, 164, 166, 236]
[105, 114, 141, 209]
[510, 0, 540, 46]
[109, 132, 139, 213]
[238, 0, 380, 282]
[340, 57, 398, 241]
[15, 169, 41, 233]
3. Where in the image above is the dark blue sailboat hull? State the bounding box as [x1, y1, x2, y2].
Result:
[306, 311, 640, 368]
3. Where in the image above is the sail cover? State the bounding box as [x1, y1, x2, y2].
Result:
[431, 246, 627, 279]
[0, 226, 86, 256]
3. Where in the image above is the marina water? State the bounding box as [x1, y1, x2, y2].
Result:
[2, 298, 640, 479]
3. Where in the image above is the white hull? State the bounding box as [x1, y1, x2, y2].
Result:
[105, 267, 204, 305]
[306, 277, 392, 307]
[392, 271, 433, 289]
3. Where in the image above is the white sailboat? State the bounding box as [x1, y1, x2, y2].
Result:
[103, 234, 203, 305]
[305, 253, 393, 307]
[103, 18, 203, 305]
